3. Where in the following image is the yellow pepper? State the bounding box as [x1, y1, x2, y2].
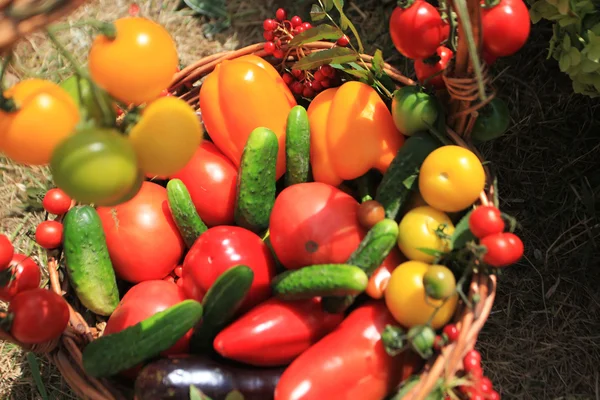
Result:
[307, 81, 404, 186]
[199, 55, 297, 179]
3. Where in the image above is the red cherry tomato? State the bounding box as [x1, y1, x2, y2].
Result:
[469, 206, 505, 238]
[269, 182, 366, 269]
[0, 234, 14, 270]
[443, 323, 460, 342]
[97, 182, 185, 283]
[0, 254, 41, 301]
[171, 142, 238, 227]
[463, 349, 482, 373]
[414, 46, 453, 89]
[42, 188, 72, 215]
[389, 1, 449, 60]
[182, 226, 276, 313]
[479, 376, 493, 394]
[481, 0, 530, 57]
[481, 232, 524, 267]
[35, 221, 63, 250]
[9, 288, 69, 344]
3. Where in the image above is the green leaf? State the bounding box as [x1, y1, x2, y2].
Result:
[372, 49, 385, 77]
[332, 0, 364, 53]
[343, 68, 371, 81]
[182, 0, 227, 18]
[224, 391, 245, 400]
[289, 25, 344, 46]
[310, 4, 327, 21]
[390, 376, 421, 400]
[323, 0, 335, 11]
[580, 57, 600, 73]
[559, 53, 572, 71]
[27, 353, 48, 400]
[563, 34, 572, 51]
[292, 47, 358, 70]
[558, 16, 578, 27]
[190, 386, 212, 400]
[569, 47, 582, 66]
[450, 210, 476, 250]
[556, 0, 570, 14]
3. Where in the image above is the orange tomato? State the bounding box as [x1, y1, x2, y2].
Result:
[88, 17, 178, 105]
[0, 79, 79, 165]
[199, 55, 296, 179]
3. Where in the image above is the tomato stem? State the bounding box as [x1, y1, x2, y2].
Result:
[47, 20, 116, 39]
[0, 54, 17, 112]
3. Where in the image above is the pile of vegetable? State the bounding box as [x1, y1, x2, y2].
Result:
[0, 1, 529, 399]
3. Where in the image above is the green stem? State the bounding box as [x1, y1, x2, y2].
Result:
[46, 20, 116, 38]
[9, 214, 31, 242]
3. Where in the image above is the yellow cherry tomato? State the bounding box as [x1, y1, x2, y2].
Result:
[0, 79, 80, 165]
[129, 97, 203, 176]
[418, 145, 486, 212]
[88, 17, 178, 105]
[397, 206, 454, 263]
[385, 260, 458, 329]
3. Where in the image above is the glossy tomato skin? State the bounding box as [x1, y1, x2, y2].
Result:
[97, 182, 185, 283]
[482, 0, 530, 57]
[0, 254, 41, 301]
[0, 234, 14, 270]
[274, 301, 422, 400]
[9, 288, 69, 344]
[389, 1, 449, 60]
[182, 226, 276, 312]
[35, 221, 63, 250]
[469, 206, 505, 238]
[171, 142, 238, 227]
[42, 188, 72, 215]
[481, 232, 524, 267]
[214, 297, 344, 367]
[269, 182, 366, 269]
[88, 17, 178, 105]
[414, 46, 453, 89]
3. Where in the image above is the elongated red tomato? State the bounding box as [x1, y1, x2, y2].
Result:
[275, 301, 422, 400]
[214, 297, 344, 367]
[97, 181, 185, 283]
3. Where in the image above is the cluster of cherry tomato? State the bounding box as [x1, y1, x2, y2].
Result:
[452, 349, 501, 400]
[282, 64, 341, 98]
[389, 0, 530, 88]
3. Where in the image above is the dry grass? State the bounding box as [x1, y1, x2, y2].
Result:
[1, 0, 599, 399]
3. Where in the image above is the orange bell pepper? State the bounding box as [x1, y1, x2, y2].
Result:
[199, 55, 297, 179]
[307, 81, 405, 187]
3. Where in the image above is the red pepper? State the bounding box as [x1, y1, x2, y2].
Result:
[214, 297, 344, 367]
[274, 301, 423, 400]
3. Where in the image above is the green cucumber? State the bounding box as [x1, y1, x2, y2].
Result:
[62, 205, 119, 316]
[322, 219, 399, 313]
[272, 264, 368, 301]
[190, 265, 254, 353]
[167, 178, 208, 248]
[83, 300, 203, 378]
[284, 105, 311, 186]
[234, 127, 279, 233]
[375, 131, 441, 220]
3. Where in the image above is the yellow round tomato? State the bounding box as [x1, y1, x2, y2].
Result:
[88, 17, 178, 105]
[128, 97, 203, 176]
[385, 260, 458, 329]
[397, 206, 454, 263]
[418, 145, 485, 212]
[0, 79, 80, 165]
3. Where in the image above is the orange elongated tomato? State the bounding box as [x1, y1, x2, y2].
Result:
[307, 81, 404, 187]
[199, 55, 297, 179]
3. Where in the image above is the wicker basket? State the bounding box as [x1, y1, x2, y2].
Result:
[0, 0, 501, 399]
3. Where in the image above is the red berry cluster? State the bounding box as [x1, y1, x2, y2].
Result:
[281, 64, 340, 99]
[262, 8, 350, 59]
[455, 350, 500, 400]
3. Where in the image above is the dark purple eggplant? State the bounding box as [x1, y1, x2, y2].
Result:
[134, 356, 285, 400]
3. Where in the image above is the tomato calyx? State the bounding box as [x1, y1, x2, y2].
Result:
[0, 94, 17, 112]
[481, 0, 502, 9]
[407, 325, 436, 359]
[382, 324, 406, 356]
[396, 0, 418, 9]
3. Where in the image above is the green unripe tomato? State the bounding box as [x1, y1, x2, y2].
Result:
[423, 264, 457, 300]
[60, 75, 115, 125]
[391, 86, 439, 136]
[471, 98, 510, 142]
[407, 325, 436, 358]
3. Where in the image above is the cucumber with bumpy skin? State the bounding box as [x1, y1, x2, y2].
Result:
[235, 127, 279, 232]
[167, 178, 208, 248]
[82, 300, 203, 378]
[285, 105, 311, 186]
[322, 219, 399, 313]
[62, 205, 119, 316]
[272, 264, 368, 301]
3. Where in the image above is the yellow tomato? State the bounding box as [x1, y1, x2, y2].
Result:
[385, 260, 458, 329]
[1, 79, 80, 165]
[418, 145, 485, 212]
[397, 206, 454, 263]
[129, 96, 203, 176]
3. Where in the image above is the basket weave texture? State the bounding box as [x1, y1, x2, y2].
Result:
[0, 0, 500, 399]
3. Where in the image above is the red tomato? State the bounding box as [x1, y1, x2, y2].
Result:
[42, 188, 72, 215]
[389, 1, 449, 60]
[105, 280, 191, 354]
[0, 254, 41, 301]
[0, 234, 14, 270]
[35, 221, 63, 249]
[269, 182, 366, 269]
[171, 142, 238, 227]
[481, 233, 524, 267]
[274, 301, 423, 400]
[481, 0, 530, 57]
[182, 226, 275, 312]
[414, 46, 453, 89]
[469, 206, 505, 238]
[97, 181, 185, 283]
[9, 288, 69, 344]
[365, 248, 405, 299]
